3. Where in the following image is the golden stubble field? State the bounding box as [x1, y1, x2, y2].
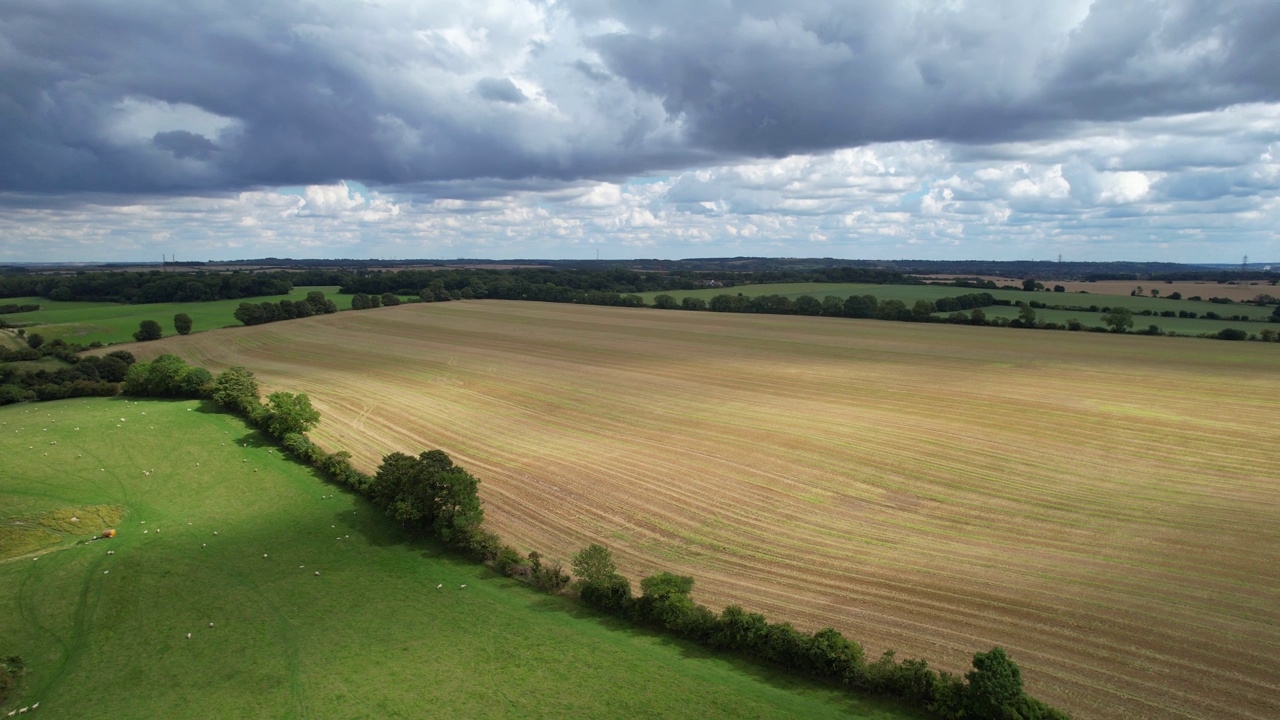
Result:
[129, 301, 1280, 720]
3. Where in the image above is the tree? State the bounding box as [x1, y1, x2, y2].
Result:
[25, 333, 44, 349]
[652, 294, 678, 310]
[380, 292, 401, 307]
[212, 366, 260, 413]
[1102, 307, 1134, 332]
[1017, 303, 1037, 327]
[264, 392, 320, 437]
[174, 313, 193, 335]
[571, 543, 618, 587]
[133, 319, 163, 341]
[1021, 278, 1041, 292]
[681, 296, 706, 311]
[794, 295, 822, 316]
[964, 647, 1023, 719]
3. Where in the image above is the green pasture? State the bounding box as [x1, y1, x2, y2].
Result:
[637, 282, 1275, 329]
[0, 398, 918, 719]
[0, 286, 341, 346]
[953, 305, 1274, 336]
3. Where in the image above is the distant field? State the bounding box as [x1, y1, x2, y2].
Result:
[0, 286, 342, 345]
[126, 301, 1280, 720]
[636, 282, 1276, 329]
[913, 275, 1278, 302]
[0, 398, 913, 719]
[959, 305, 1271, 336]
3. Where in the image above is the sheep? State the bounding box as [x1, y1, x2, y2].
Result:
[460, 584, 467, 589]
[209, 622, 214, 628]
[30, 704, 37, 710]
[263, 553, 268, 558]
[436, 584, 443, 590]
[103, 570, 109, 574]
[106, 550, 114, 556]
[299, 565, 304, 569]
[186, 633, 192, 639]
[314, 571, 320, 576]
[213, 531, 218, 535]
[5, 709, 13, 716]
[143, 530, 148, 534]
[202, 544, 207, 548]
[17, 708, 26, 715]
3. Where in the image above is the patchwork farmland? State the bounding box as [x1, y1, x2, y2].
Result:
[128, 300, 1280, 720]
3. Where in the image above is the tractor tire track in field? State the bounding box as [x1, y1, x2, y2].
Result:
[124, 301, 1280, 720]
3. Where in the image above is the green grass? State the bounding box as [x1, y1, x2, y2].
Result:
[955, 304, 1275, 336]
[0, 397, 920, 719]
[636, 282, 1276, 333]
[1, 286, 345, 346]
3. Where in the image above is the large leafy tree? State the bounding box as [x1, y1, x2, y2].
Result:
[1102, 307, 1134, 332]
[264, 392, 320, 437]
[133, 319, 163, 341]
[211, 366, 260, 413]
[571, 544, 617, 587]
[173, 313, 193, 335]
[964, 646, 1023, 719]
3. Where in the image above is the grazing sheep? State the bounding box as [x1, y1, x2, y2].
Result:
[460, 584, 467, 589]
[213, 531, 218, 535]
[6, 709, 14, 716]
[299, 565, 304, 569]
[143, 530, 148, 534]
[17, 708, 26, 715]
[314, 571, 320, 576]
[263, 553, 268, 558]
[106, 550, 114, 555]
[202, 544, 207, 548]
[103, 570, 109, 574]
[186, 633, 192, 639]
[30, 704, 36, 710]
[209, 622, 214, 628]
[436, 584, 443, 590]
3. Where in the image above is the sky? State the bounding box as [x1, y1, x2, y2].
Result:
[1, 0, 1278, 264]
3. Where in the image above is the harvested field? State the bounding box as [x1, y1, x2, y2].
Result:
[130, 301, 1280, 720]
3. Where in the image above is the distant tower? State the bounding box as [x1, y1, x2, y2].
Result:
[1243, 255, 1249, 274]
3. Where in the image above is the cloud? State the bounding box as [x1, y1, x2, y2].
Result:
[474, 77, 527, 104]
[0, 1, 1277, 262]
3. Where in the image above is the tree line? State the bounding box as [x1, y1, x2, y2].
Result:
[0, 270, 294, 304]
[233, 291, 339, 326]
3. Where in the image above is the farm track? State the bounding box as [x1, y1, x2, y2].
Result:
[130, 301, 1280, 720]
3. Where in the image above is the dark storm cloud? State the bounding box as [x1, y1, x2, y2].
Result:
[153, 131, 219, 161]
[474, 77, 527, 104]
[585, 0, 1280, 155]
[0, 0, 1278, 195]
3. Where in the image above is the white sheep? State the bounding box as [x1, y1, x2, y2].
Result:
[6, 708, 15, 716]
[106, 550, 114, 555]
[17, 708, 26, 715]
[460, 584, 467, 589]
[209, 622, 214, 628]
[29, 705, 36, 711]
[263, 553, 268, 558]
[186, 633, 192, 639]
[314, 571, 320, 576]
[436, 584, 443, 590]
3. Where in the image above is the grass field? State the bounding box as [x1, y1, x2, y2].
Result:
[0, 397, 919, 719]
[0, 286, 343, 346]
[636, 282, 1277, 327]
[123, 301, 1280, 720]
[950, 305, 1273, 336]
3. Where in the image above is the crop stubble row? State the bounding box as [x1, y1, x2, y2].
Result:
[134, 301, 1280, 720]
